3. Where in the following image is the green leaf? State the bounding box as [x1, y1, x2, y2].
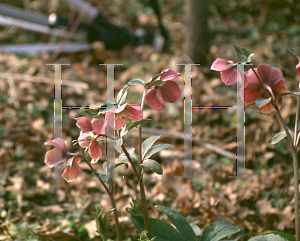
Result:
[148, 80, 163, 87]
[119, 148, 140, 172]
[257, 232, 296, 241]
[141, 159, 163, 175]
[126, 197, 143, 216]
[120, 125, 128, 137]
[234, 45, 252, 62]
[115, 138, 123, 153]
[155, 205, 197, 241]
[144, 144, 173, 160]
[255, 97, 272, 109]
[117, 85, 129, 105]
[91, 206, 114, 240]
[190, 225, 202, 237]
[127, 119, 156, 132]
[268, 129, 294, 144]
[248, 233, 287, 241]
[274, 92, 300, 103]
[288, 47, 300, 58]
[142, 135, 161, 160]
[200, 221, 240, 241]
[130, 215, 185, 241]
[67, 156, 74, 169]
[128, 79, 146, 86]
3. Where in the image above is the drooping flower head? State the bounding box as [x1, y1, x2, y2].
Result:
[104, 103, 143, 130]
[242, 64, 286, 113]
[145, 69, 181, 111]
[44, 138, 82, 182]
[211, 58, 248, 86]
[76, 117, 105, 163]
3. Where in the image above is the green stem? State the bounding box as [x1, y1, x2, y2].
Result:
[251, 67, 299, 240]
[82, 156, 122, 241]
[138, 87, 151, 238]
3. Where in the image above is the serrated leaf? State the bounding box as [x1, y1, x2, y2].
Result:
[116, 85, 129, 105]
[155, 205, 197, 241]
[234, 45, 251, 62]
[115, 138, 123, 153]
[274, 92, 300, 103]
[130, 215, 185, 241]
[255, 97, 272, 109]
[142, 135, 161, 159]
[200, 221, 240, 241]
[128, 79, 146, 86]
[144, 144, 172, 160]
[248, 233, 287, 241]
[141, 159, 163, 175]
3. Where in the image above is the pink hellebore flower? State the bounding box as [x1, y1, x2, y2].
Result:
[104, 103, 143, 131]
[76, 117, 105, 163]
[145, 69, 181, 111]
[211, 58, 248, 86]
[242, 64, 286, 113]
[296, 60, 300, 78]
[44, 138, 82, 182]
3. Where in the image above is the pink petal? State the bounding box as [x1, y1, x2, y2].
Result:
[126, 104, 143, 121]
[91, 119, 105, 135]
[145, 87, 165, 111]
[76, 117, 93, 133]
[89, 138, 102, 160]
[78, 132, 91, 148]
[44, 148, 67, 167]
[62, 160, 82, 182]
[221, 68, 238, 85]
[296, 61, 300, 78]
[159, 80, 181, 103]
[115, 115, 126, 130]
[158, 69, 181, 81]
[243, 82, 264, 103]
[211, 58, 234, 71]
[44, 138, 69, 153]
[257, 64, 283, 86]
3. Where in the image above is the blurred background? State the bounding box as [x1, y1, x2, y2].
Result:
[0, 0, 300, 240]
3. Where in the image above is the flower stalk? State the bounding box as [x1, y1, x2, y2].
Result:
[251, 67, 299, 241]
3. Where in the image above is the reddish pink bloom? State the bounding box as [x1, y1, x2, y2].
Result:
[44, 138, 82, 182]
[211, 58, 248, 86]
[242, 64, 286, 113]
[104, 103, 143, 130]
[145, 69, 181, 111]
[76, 117, 105, 162]
[296, 60, 300, 78]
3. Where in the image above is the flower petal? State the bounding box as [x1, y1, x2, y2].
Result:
[78, 131, 91, 148]
[145, 87, 165, 111]
[159, 80, 181, 103]
[89, 138, 102, 160]
[125, 104, 143, 121]
[296, 60, 300, 78]
[211, 58, 234, 71]
[76, 117, 93, 133]
[257, 64, 283, 86]
[62, 160, 82, 182]
[44, 148, 67, 167]
[158, 69, 181, 81]
[221, 68, 238, 85]
[91, 119, 105, 135]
